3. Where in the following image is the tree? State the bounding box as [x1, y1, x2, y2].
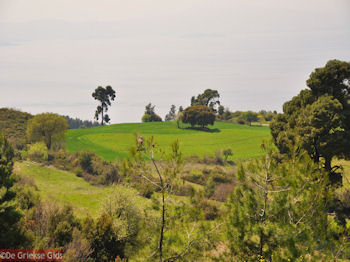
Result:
[226, 143, 338, 261]
[27, 113, 68, 149]
[191, 89, 220, 112]
[142, 103, 162, 122]
[0, 133, 26, 247]
[165, 105, 176, 121]
[130, 136, 219, 261]
[92, 86, 116, 125]
[218, 105, 225, 116]
[178, 106, 184, 113]
[241, 111, 258, 126]
[182, 105, 215, 128]
[270, 60, 350, 184]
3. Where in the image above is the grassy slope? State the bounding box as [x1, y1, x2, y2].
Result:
[66, 121, 270, 161]
[14, 161, 150, 218]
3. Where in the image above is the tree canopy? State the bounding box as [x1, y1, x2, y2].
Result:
[27, 113, 68, 149]
[270, 59, 350, 185]
[191, 89, 220, 112]
[182, 105, 215, 128]
[92, 86, 116, 125]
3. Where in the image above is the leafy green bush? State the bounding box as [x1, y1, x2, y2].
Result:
[78, 151, 94, 173]
[28, 142, 48, 161]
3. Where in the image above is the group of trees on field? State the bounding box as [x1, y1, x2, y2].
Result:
[62, 115, 100, 129]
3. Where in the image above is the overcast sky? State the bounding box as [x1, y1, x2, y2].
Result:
[1, 0, 349, 123]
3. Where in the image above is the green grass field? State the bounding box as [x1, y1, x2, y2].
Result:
[66, 121, 270, 161]
[14, 161, 150, 218]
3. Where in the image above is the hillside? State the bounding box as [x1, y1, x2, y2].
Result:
[66, 121, 271, 161]
[0, 108, 33, 149]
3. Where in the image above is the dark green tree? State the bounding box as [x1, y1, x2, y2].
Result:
[178, 106, 184, 113]
[182, 105, 215, 128]
[270, 60, 350, 184]
[165, 105, 176, 121]
[92, 85, 116, 125]
[191, 89, 220, 112]
[0, 133, 26, 247]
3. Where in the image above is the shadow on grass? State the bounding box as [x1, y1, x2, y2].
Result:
[183, 126, 221, 133]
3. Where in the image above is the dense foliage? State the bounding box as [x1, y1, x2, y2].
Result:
[27, 113, 68, 149]
[182, 105, 215, 128]
[0, 108, 33, 149]
[142, 103, 162, 122]
[62, 115, 100, 129]
[270, 59, 350, 185]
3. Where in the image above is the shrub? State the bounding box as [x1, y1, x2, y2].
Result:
[78, 151, 94, 173]
[211, 183, 234, 202]
[185, 169, 205, 185]
[197, 200, 219, 220]
[28, 142, 48, 161]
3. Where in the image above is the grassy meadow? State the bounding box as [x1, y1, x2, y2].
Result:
[14, 161, 151, 218]
[66, 121, 270, 161]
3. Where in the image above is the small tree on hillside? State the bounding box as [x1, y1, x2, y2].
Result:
[165, 105, 176, 121]
[27, 113, 68, 149]
[182, 105, 215, 128]
[142, 103, 162, 122]
[92, 86, 116, 125]
[241, 111, 258, 126]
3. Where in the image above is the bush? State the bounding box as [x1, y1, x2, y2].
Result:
[141, 113, 151, 122]
[197, 200, 219, 220]
[78, 151, 94, 173]
[28, 142, 48, 161]
[185, 169, 205, 185]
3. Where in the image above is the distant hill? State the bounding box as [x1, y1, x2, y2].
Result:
[66, 121, 271, 161]
[0, 108, 33, 149]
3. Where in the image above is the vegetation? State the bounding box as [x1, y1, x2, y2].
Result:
[62, 115, 100, 129]
[271, 59, 350, 185]
[182, 105, 216, 128]
[27, 113, 68, 149]
[92, 85, 116, 125]
[142, 103, 162, 122]
[165, 105, 176, 121]
[0, 108, 33, 149]
[191, 89, 220, 112]
[1, 60, 350, 260]
[0, 133, 26, 247]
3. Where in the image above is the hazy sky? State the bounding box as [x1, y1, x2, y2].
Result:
[1, 0, 350, 123]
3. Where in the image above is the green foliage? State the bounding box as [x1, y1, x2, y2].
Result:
[28, 142, 48, 161]
[82, 213, 126, 260]
[92, 85, 116, 125]
[271, 60, 350, 185]
[241, 111, 259, 126]
[0, 133, 26, 247]
[182, 105, 216, 128]
[0, 108, 33, 150]
[78, 150, 94, 173]
[191, 89, 220, 112]
[165, 105, 176, 121]
[226, 142, 342, 261]
[62, 115, 100, 129]
[142, 103, 162, 122]
[223, 148, 233, 161]
[27, 113, 68, 149]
